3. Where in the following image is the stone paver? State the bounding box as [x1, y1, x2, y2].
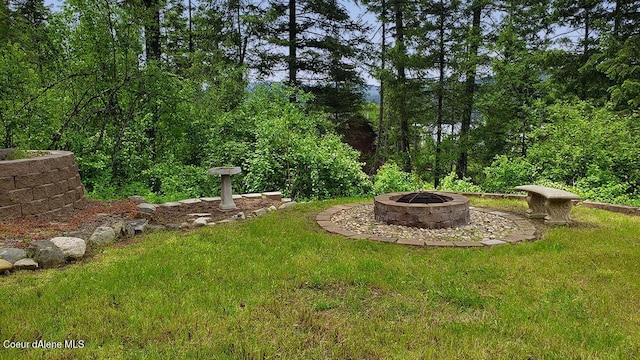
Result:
[317, 202, 538, 248]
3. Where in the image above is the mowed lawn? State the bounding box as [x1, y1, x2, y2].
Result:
[1, 198, 639, 359]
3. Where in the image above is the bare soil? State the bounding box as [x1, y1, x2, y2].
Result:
[0, 198, 281, 249]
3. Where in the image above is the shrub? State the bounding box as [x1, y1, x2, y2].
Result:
[482, 155, 537, 193]
[438, 171, 482, 193]
[238, 84, 372, 200]
[141, 162, 218, 201]
[373, 162, 423, 195]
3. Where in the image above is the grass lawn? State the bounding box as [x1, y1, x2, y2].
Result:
[1, 198, 639, 359]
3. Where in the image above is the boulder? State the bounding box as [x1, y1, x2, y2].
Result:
[128, 195, 145, 203]
[128, 219, 148, 234]
[267, 205, 277, 212]
[13, 258, 38, 270]
[193, 217, 210, 227]
[137, 203, 157, 215]
[27, 240, 65, 269]
[278, 201, 297, 209]
[0, 259, 12, 271]
[89, 226, 117, 246]
[111, 220, 135, 238]
[252, 208, 267, 217]
[50, 237, 86, 259]
[231, 212, 246, 221]
[0, 248, 27, 264]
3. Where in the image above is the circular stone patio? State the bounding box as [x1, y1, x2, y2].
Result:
[316, 203, 538, 247]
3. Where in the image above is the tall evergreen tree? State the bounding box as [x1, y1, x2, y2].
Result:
[260, 0, 368, 119]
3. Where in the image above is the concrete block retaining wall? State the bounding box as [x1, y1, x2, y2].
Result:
[0, 151, 85, 219]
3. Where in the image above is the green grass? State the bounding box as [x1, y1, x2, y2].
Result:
[1, 198, 639, 359]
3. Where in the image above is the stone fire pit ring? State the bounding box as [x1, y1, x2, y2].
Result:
[374, 191, 470, 229]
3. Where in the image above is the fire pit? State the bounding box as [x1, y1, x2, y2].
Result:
[374, 191, 470, 229]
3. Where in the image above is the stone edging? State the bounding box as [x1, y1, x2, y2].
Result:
[316, 203, 537, 248]
[0, 192, 296, 274]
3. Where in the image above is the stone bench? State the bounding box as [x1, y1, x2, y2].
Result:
[514, 185, 581, 225]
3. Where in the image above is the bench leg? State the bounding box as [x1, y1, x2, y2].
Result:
[544, 198, 573, 225]
[524, 192, 546, 219]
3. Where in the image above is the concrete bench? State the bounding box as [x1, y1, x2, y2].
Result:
[514, 185, 581, 225]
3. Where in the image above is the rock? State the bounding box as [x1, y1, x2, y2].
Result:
[27, 240, 66, 269]
[127, 219, 148, 234]
[128, 195, 145, 203]
[13, 258, 38, 270]
[0, 259, 12, 271]
[282, 198, 292, 203]
[231, 212, 245, 221]
[252, 208, 267, 217]
[160, 202, 181, 207]
[187, 213, 212, 217]
[179, 198, 202, 205]
[267, 205, 277, 212]
[262, 191, 283, 201]
[193, 217, 210, 227]
[165, 224, 181, 231]
[200, 197, 221, 202]
[64, 230, 88, 239]
[137, 203, 157, 215]
[145, 224, 166, 232]
[111, 221, 135, 238]
[50, 237, 86, 259]
[278, 201, 297, 209]
[89, 226, 117, 246]
[0, 248, 27, 264]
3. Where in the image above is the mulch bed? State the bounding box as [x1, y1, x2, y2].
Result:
[0, 198, 282, 249]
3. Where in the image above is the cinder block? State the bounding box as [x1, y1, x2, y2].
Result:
[49, 194, 64, 210]
[75, 186, 85, 199]
[8, 188, 33, 204]
[0, 160, 31, 176]
[15, 172, 47, 188]
[0, 177, 15, 191]
[21, 199, 49, 216]
[32, 184, 54, 200]
[0, 204, 22, 219]
[28, 157, 52, 173]
[48, 180, 68, 196]
[63, 190, 76, 205]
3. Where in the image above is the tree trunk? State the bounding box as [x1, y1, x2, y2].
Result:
[143, 0, 161, 62]
[372, 0, 387, 174]
[288, 0, 297, 87]
[434, 1, 445, 189]
[456, 1, 481, 179]
[394, 0, 411, 172]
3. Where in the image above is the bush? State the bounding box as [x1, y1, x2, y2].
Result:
[373, 162, 424, 195]
[237, 84, 372, 200]
[141, 162, 218, 202]
[438, 171, 482, 193]
[482, 155, 537, 193]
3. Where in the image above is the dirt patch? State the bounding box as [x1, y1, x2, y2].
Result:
[0, 198, 282, 249]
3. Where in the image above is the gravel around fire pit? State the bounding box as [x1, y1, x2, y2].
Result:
[331, 204, 518, 242]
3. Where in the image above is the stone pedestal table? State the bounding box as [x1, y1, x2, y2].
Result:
[207, 167, 242, 210]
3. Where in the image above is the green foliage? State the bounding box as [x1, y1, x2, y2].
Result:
[527, 101, 640, 191]
[438, 171, 482, 193]
[482, 155, 537, 193]
[373, 162, 424, 195]
[238, 85, 373, 200]
[141, 162, 218, 200]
